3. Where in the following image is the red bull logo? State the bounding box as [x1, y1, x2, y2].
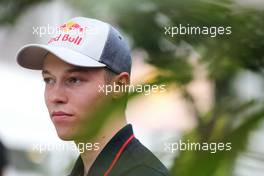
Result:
[48, 21, 84, 45]
[48, 34, 82, 45]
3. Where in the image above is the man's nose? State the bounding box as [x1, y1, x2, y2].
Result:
[48, 84, 68, 105]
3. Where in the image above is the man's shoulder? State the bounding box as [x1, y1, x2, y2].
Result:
[115, 138, 169, 176]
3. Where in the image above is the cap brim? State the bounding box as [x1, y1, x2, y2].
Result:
[16, 44, 106, 70]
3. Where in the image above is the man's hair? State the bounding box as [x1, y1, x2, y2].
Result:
[104, 68, 117, 84]
[103, 68, 129, 108]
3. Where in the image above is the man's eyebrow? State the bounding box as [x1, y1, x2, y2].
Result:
[42, 69, 50, 75]
[65, 67, 91, 73]
[41, 67, 91, 76]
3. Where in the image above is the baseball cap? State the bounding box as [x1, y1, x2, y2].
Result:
[16, 17, 131, 74]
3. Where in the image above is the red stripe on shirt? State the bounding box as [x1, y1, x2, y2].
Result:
[104, 134, 135, 176]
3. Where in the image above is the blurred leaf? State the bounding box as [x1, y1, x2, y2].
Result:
[0, 0, 50, 24]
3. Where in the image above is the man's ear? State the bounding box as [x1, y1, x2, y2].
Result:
[112, 72, 130, 99]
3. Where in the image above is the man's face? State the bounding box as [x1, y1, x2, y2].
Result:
[42, 53, 107, 140]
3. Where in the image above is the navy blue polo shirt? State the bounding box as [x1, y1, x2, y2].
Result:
[69, 124, 169, 176]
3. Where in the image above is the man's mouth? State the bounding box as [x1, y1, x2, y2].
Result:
[51, 111, 74, 122]
[52, 111, 73, 117]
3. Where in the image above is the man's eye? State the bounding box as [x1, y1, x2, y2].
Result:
[67, 77, 82, 85]
[43, 78, 55, 84]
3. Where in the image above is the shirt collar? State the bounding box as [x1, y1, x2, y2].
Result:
[69, 124, 134, 176]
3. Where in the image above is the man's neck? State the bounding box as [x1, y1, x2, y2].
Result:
[74, 114, 127, 176]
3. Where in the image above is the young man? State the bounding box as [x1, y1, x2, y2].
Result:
[16, 17, 169, 176]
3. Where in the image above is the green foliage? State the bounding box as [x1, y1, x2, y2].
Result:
[84, 0, 264, 175]
[0, 0, 50, 24]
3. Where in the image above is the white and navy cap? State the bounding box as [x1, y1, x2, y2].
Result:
[16, 17, 131, 74]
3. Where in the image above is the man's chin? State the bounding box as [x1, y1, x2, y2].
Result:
[55, 127, 88, 141]
[56, 130, 78, 141]
[58, 135, 74, 141]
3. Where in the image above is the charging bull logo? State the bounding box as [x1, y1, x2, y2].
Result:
[59, 21, 84, 32]
[48, 21, 85, 45]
